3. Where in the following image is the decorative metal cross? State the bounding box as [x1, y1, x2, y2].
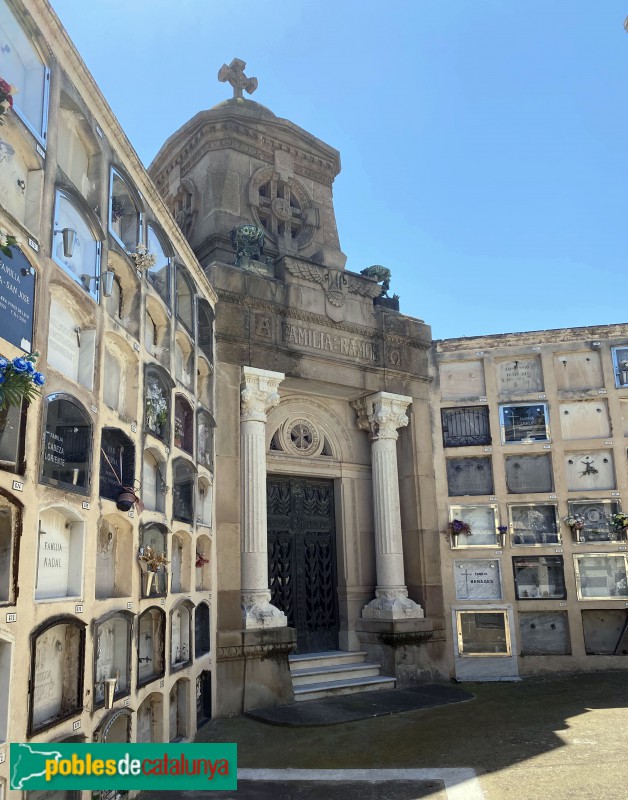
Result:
[217, 58, 258, 100]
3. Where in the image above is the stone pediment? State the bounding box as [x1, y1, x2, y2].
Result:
[280, 256, 382, 321]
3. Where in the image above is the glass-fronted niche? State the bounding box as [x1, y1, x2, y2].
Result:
[40, 395, 92, 494]
[512, 556, 566, 600]
[146, 224, 171, 307]
[449, 505, 498, 548]
[568, 500, 621, 543]
[574, 554, 628, 600]
[109, 169, 141, 252]
[0, 402, 25, 474]
[52, 190, 102, 301]
[441, 406, 490, 448]
[499, 403, 549, 444]
[456, 610, 511, 656]
[612, 346, 628, 388]
[509, 504, 560, 546]
[0, 0, 49, 143]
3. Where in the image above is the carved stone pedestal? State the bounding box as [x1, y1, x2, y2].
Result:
[215, 626, 297, 716]
[355, 618, 436, 686]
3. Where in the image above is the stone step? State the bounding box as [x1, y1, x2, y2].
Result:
[289, 650, 368, 672]
[293, 675, 396, 703]
[291, 661, 382, 686]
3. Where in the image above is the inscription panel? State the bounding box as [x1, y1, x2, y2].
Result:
[0, 247, 35, 351]
[504, 454, 553, 494]
[440, 361, 485, 400]
[454, 560, 502, 600]
[446, 457, 493, 497]
[281, 322, 379, 363]
[496, 357, 543, 395]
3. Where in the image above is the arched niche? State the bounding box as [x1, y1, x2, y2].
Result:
[197, 474, 213, 529]
[146, 222, 172, 307]
[40, 393, 92, 494]
[57, 93, 100, 200]
[93, 611, 133, 707]
[93, 707, 131, 743]
[174, 394, 194, 455]
[0, 489, 22, 604]
[47, 286, 97, 391]
[171, 178, 197, 239]
[109, 166, 143, 252]
[174, 330, 193, 391]
[52, 187, 103, 301]
[29, 616, 86, 735]
[197, 298, 214, 363]
[35, 506, 85, 601]
[144, 295, 170, 367]
[195, 533, 211, 591]
[96, 514, 132, 599]
[0, 392, 27, 475]
[144, 365, 173, 443]
[171, 530, 191, 594]
[137, 607, 165, 688]
[169, 678, 190, 741]
[137, 691, 163, 743]
[102, 332, 139, 419]
[175, 265, 195, 335]
[173, 457, 195, 525]
[197, 409, 215, 471]
[0, 123, 43, 232]
[197, 355, 212, 410]
[0, 631, 12, 743]
[194, 602, 211, 658]
[139, 523, 169, 598]
[142, 447, 167, 514]
[99, 427, 135, 504]
[105, 250, 141, 339]
[170, 600, 193, 670]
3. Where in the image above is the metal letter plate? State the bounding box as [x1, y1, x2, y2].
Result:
[75, 604, 83, 614]
[127, 602, 133, 609]
[73, 720, 81, 730]
[28, 238, 39, 252]
[6, 613, 16, 623]
[12, 480, 23, 492]
[82, 502, 90, 510]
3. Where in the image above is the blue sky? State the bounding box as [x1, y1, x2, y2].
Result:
[51, 0, 628, 340]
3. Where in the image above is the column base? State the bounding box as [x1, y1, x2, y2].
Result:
[362, 589, 424, 620]
[242, 592, 288, 629]
[355, 618, 437, 686]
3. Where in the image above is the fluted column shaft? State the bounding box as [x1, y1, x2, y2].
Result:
[353, 391, 424, 620]
[240, 366, 287, 629]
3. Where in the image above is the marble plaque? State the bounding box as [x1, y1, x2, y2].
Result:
[504, 454, 553, 494]
[500, 403, 549, 443]
[496, 357, 543, 395]
[446, 457, 493, 497]
[560, 400, 610, 440]
[554, 351, 603, 390]
[519, 612, 570, 655]
[0, 246, 35, 351]
[36, 513, 71, 599]
[440, 360, 485, 400]
[565, 450, 615, 491]
[47, 299, 80, 381]
[454, 560, 501, 600]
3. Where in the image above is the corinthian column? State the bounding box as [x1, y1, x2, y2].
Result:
[240, 366, 287, 629]
[353, 391, 424, 620]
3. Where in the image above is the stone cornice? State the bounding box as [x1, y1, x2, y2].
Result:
[435, 322, 628, 352]
[26, 0, 217, 306]
[215, 288, 432, 351]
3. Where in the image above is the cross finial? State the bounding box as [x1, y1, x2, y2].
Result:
[218, 58, 258, 100]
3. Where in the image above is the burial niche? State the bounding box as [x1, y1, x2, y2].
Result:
[195, 602, 211, 657]
[96, 516, 132, 599]
[40, 395, 92, 494]
[174, 395, 193, 454]
[35, 507, 84, 601]
[519, 612, 571, 656]
[170, 601, 192, 669]
[137, 607, 165, 687]
[109, 168, 141, 252]
[504, 454, 553, 494]
[446, 457, 493, 497]
[146, 223, 172, 306]
[512, 556, 566, 600]
[99, 428, 135, 505]
[0, 492, 21, 603]
[441, 406, 490, 448]
[93, 612, 132, 707]
[173, 458, 195, 524]
[169, 679, 189, 742]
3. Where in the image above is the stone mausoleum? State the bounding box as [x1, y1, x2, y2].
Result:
[2, 4, 628, 797]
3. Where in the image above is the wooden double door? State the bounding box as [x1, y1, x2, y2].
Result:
[267, 477, 339, 653]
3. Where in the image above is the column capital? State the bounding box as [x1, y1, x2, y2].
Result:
[352, 391, 412, 440]
[241, 366, 285, 422]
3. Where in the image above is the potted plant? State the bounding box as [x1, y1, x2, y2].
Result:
[445, 519, 471, 548]
[609, 512, 628, 541]
[0, 353, 44, 410]
[138, 546, 169, 595]
[0, 227, 18, 258]
[564, 514, 585, 543]
[497, 525, 508, 548]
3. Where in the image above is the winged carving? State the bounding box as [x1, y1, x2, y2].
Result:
[346, 275, 383, 299]
[284, 260, 328, 286]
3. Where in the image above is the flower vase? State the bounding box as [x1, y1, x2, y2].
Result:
[572, 527, 582, 544]
[143, 571, 155, 596]
[451, 532, 459, 549]
[498, 532, 507, 549]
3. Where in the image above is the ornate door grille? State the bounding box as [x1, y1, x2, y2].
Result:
[267, 477, 339, 653]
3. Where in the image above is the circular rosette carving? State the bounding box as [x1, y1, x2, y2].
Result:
[249, 167, 317, 249]
[279, 417, 322, 457]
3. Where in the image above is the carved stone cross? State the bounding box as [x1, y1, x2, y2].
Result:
[218, 58, 258, 100]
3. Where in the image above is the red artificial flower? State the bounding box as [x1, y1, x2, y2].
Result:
[0, 78, 11, 96]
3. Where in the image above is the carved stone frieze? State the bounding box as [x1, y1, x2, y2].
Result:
[216, 640, 297, 661]
[356, 629, 434, 646]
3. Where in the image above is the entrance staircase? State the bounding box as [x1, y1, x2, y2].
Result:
[289, 650, 396, 702]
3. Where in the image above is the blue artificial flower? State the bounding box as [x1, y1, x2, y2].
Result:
[26, 360, 35, 375]
[0, 373, 5, 384]
[33, 371, 45, 386]
[12, 357, 28, 372]
[0, 358, 7, 371]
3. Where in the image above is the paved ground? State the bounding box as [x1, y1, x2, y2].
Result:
[143, 671, 628, 800]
